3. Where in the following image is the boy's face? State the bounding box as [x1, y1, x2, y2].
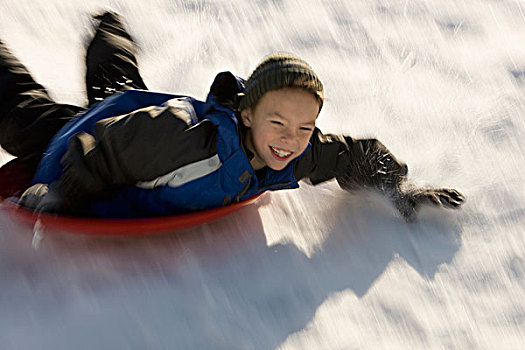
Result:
[241, 87, 320, 171]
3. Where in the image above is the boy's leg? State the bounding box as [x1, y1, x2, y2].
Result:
[0, 41, 84, 160]
[86, 11, 148, 107]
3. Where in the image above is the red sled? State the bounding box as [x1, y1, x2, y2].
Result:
[0, 158, 263, 236]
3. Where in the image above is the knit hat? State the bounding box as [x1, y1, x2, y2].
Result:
[238, 52, 324, 112]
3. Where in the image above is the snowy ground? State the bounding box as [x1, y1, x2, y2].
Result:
[1, 0, 524, 349]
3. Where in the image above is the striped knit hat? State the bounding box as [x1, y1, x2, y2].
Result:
[238, 52, 324, 112]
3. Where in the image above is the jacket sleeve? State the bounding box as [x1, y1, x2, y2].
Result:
[294, 128, 408, 191]
[57, 103, 218, 200]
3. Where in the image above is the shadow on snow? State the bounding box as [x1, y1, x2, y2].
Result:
[0, 188, 463, 349]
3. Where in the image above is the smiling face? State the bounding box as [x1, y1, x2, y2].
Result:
[241, 87, 320, 171]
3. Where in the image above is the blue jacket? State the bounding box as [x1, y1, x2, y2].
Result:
[33, 73, 306, 217]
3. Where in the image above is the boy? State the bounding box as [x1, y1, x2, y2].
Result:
[0, 12, 463, 220]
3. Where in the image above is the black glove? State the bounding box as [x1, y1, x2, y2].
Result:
[18, 183, 49, 211]
[336, 139, 408, 192]
[393, 187, 465, 222]
[18, 181, 80, 215]
[335, 138, 464, 221]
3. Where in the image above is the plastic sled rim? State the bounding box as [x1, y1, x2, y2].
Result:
[0, 194, 264, 237]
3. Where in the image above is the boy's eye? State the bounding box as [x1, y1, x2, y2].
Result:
[300, 127, 313, 132]
[271, 120, 284, 126]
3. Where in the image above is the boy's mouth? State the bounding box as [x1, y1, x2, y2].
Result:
[270, 146, 293, 160]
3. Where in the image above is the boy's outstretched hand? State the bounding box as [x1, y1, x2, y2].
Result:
[393, 187, 465, 222]
[335, 138, 465, 221]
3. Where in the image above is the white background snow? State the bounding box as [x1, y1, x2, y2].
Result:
[1, 0, 524, 349]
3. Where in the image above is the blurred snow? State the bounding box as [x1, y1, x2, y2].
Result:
[1, 0, 524, 349]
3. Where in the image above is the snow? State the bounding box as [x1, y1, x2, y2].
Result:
[1, 0, 524, 349]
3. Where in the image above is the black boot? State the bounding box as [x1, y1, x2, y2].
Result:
[0, 40, 83, 159]
[85, 11, 148, 107]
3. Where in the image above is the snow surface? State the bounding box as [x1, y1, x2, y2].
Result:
[1, 0, 524, 349]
